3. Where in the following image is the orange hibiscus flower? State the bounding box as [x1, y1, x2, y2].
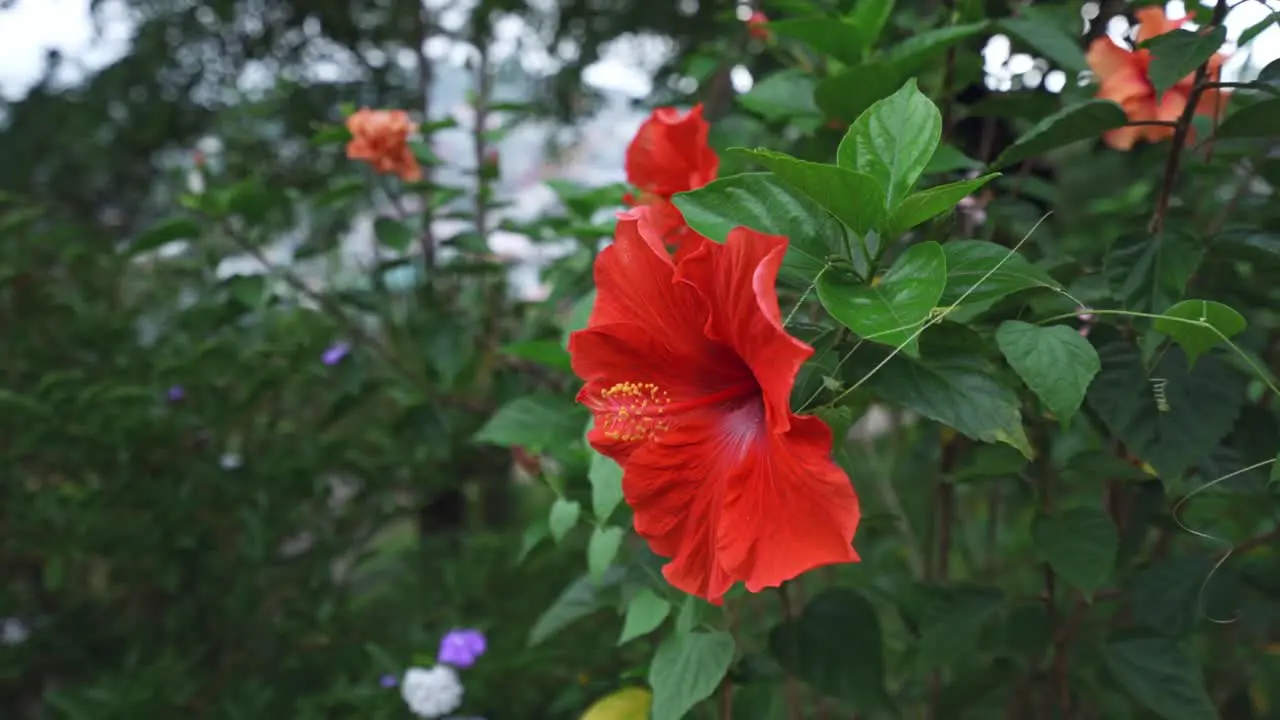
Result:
[624, 105, 719, 254]
[568, 206, 861, 603]
[1086, 7, 1229, 151]
[345, 108, 423, 182]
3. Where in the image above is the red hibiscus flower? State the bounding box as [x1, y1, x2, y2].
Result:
[568, 207, 861, 603]
[624, 105, 719, 254]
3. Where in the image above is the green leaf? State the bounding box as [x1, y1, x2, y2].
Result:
[528, 569, 624, 646]
[837, 79, 942, 208]
[473, 395, 589, 452]
[817, 241, 946, 356]
[549, 498, 581, 542]
[848, 0, 895, 48]
[517, 521, 549, 563]
[1000, 16, 1089, 74]
[675, 595, 701, 634]
[852, 330, 1032, 457]
[649, 631, 736, 720]
[916, 585, 1005, 672]
[991, 100, 1128, 169]
[1104, 635, 1215, 720]
[767, 17, 866, 65]
[1087, 340, 1245, 480]
[562, 291, 596, 348]
[1216, 98, 1280, 139]
[886, 22, 990, 73]
[1032, 507, 1117, 594]
[768, 588, 891, 711]
[814, 62, 905, 124]
[1153, 299, 1247, 366]
[924, 143, 983, 174]
[996, 321, 1101, 424]
[1130, 555, 1218, 637]
[1143, 27, 1228, 98]
[589, 451, 625, 523]
[940, 240, 1062, 306]
[619, 588, 672, 645]
[737, 69, 820, 120]
[1104, 230, 1203, 313]
[131, 217, 201, 254]
[373, 217, 414, 252]
[587, 525, 624, 580]
[673, 172, 855, 287]
[501, 339, 573, 373]
[1239, 12, 1280, 47]
[731, 149, 887, 235]
[885, 174, 1000, 236]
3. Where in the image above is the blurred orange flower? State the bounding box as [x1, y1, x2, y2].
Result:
[345, 108, 423, 182]
[1086, 7, 1229, 151]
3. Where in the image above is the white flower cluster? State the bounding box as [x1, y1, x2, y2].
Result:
[400, 665, 464, 719]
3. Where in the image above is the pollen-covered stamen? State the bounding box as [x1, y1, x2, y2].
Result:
[593, 381, 673, 442]
[588, 380, 761, 443]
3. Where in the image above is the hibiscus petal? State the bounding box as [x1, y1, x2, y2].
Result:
[675, 228, 813, 435]
[622, 405, 860, 603]
[1135, 7, 1183, 45]
[1087, 38, 1138, 83]
[625, 105, 719, 197]
[716, 413, 860, 592]
[580, 208, 708, 348]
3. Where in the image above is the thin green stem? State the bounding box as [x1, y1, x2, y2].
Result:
[783, 264, 827, 328]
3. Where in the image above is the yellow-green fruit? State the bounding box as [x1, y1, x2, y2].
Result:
[580, 686, 653, 720]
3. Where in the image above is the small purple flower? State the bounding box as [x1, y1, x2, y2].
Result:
[379, 673, 399, 688]
[437, 628, 486, 669]
[167, 385, 185, 402]
[321, 341, 350, 366]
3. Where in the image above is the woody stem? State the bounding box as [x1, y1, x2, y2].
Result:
[1148, 0, 1228, 236]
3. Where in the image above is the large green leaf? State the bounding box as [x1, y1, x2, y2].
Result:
[1086, 340, 1245, 480]
[851, 329, 1032, 457]
[1104, 635, 1216, 720]
[817, 241, 946, 356]
[1142, 27, 1228, 98]
[996, 321, 1100, 424]
[940, 239, 1062, 306]
[673, 172, 854, 287]
[528, 569, 625, 646]
[1000, 16, 1088, 74]
[837, 79, 942, 208]
[549, 498, 581, 542]
[1153, 299, 1247, 367]
[1129, 555, 1219, 637]
[848, 0, 895, 48]
[1103, 230, 1203, 313]
[1032, 507, 1117, 594]
[768, 588, 892, 712]
[474, 394, 589, 452]
[767, 17, 866, 65]
[885, 174, 1000, 236]
[649, 631, 736, 720]
[814, 62, 905, 124]
[992, 100, 1128, 169]
[373, 216, 413, 252]
[1215, 97, 1280, 139]
[915, 585, 1005, 672]
[586, 525, 623, 580]
[131, 217, 201, 254]
[588, 450, 625, 523]
[737, 69, 821, 121]
[885, 22, 990, 73]
[732, 149, 887, 235]
[618, 588, 672, 645]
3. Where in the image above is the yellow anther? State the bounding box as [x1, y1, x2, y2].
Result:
[593, 381, 671, 442]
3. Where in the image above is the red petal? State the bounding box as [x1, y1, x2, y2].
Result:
[625, 105, 719, 197]
[676, 228, 813, 435]
[623, 403, 859, 603]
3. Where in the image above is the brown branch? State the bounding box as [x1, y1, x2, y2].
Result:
[1148, 0, 1229, 236]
